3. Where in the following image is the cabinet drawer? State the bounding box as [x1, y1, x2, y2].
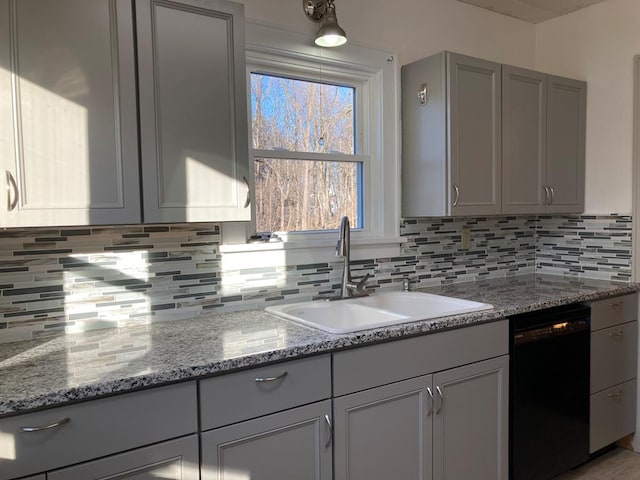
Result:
[591, 293, 638, 330]
[200, 355, 331, 430]
[48, 435, 199, 480]
[333, 320, 508, 397]
[0, 382, 197, 480]
[591, 321, 637, 394]
[590, 379, 637, 453]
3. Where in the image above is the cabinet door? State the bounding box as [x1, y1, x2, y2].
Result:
[447, 53, 501, 216]
[333, 375, 432, 480]
[137, 0, 250, 223]
[48, 435, 199, 480]
[433, 356, 508, 480]
[0, 0, 140, 227]
[546, 75, 586, 213]
[201, 400, 332, 480]
[502, 66, 547, 214]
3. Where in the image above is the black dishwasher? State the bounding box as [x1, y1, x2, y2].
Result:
[510, 304, 590, 480]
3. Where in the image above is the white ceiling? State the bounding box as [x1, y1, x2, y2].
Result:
[457, 0, 610, 23]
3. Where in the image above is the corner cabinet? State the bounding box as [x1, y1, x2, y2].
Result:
[0, 0, 141, 227]
[136, 0, 251, 223]
[402, 52, 502, 217]
[502, 66, 585, 214]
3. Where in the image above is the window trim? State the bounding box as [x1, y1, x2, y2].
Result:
[220, 21, 401, 263]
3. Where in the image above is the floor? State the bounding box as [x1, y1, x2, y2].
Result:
[556, 448, 640, 479]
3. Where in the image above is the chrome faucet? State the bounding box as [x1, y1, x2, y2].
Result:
[336, 216, 372, 298]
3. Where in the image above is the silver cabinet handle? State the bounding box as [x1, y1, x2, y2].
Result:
[435, 386, 444, 414]
[426, 387, 434, 416]
[324, 414, 333, 448]
[608, 390, 623, 399]
[543, 185, 550, 205]
[6, 171, 18, 211]
[549, 186, 555, 204]
[254, 371, 288, 383]
[243, 176, 251, 208]
[452, 184, 460, 207]
[609, 330, 624, 339]
[18, 417, 70, 433]
[609, 301, 624, 310]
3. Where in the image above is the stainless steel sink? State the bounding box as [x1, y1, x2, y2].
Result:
[265, 291, 493, 333]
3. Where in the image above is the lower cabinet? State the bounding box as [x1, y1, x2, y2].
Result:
[201, 400, 333, 480]
[334, 356, 509, 480]
[48, 435, 199, 480]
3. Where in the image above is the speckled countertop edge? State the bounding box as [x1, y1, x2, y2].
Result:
[0, 274, 637, 417]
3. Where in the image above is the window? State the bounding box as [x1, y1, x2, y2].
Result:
[220, 22, 400, 264]
[250, 73, 363, 233]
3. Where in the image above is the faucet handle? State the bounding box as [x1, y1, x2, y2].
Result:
[355, 273, 373, 292]
[402, 278, 411, 292]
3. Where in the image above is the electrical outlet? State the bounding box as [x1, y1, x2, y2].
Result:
[461, 226, 471, 250]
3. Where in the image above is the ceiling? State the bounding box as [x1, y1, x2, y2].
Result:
[457, 0, 610, 23]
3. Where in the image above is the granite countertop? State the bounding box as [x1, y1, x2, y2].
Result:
[0, 273, 637, 417]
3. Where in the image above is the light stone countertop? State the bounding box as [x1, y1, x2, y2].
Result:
[0, 273, 637, 417]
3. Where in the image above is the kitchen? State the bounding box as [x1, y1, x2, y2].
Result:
[1, 0, 639, 479]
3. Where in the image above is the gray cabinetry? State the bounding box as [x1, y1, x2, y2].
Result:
[0, 382, 197, 480]
[502, 66, 547, 214]
[402, 52, 502, 217]
[589, 293, 638, 452]
[546, 75, 586, 213]
[48, 435, 199, 480]
[332, 320, 509, 480]
[0, 0, 140, 227]
[201, 400, 332, 480]
[333, 375, 432, 480]
[432, 356, 508, 480]
[136, 0, 250, 223]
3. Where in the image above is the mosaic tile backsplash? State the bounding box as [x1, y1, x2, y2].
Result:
[0, 215, 631, 341]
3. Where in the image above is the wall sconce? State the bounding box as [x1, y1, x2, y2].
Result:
[303, 0, 347, 48]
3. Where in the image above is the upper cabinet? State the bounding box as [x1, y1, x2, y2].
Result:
[0, 0, 250, 228]
[545, 75, 586, 213]
[502, 66, 585, 214]
[402, 52, 502, 217]
[136, 0, 250, 223]
[0, 0, 140, 227]
[402, 51, 586, 217]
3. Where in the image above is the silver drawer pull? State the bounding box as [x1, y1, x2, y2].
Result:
[608, 390, 623, 399]
[609, 301, 624, 310]
[255, 371, 288, 383]
[18, 417, 70, 433]
[426, 387, 434, 416]
[6, 171, 18, 211]
[324, 414, 333, 448]
[452, 183, 460, 207]
[609, 330, 624, 339]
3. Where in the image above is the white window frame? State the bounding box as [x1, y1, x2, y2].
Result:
[220, 21, 401, 266]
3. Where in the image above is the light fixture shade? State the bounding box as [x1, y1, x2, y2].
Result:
[314, 10, 347, 47]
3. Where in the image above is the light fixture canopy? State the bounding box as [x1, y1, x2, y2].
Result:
[303, 0, 347, 47]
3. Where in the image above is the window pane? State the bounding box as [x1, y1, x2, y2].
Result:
[255, 157, 362, 233]
[251, 73, 355, 154]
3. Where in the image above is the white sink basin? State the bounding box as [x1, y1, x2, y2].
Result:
[265, 291, 493, 333]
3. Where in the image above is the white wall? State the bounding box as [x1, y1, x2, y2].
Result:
[535, 0, 640, 214]
[239, 0, 535, 68]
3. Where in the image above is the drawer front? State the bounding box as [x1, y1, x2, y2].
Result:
[333, 320, 508, 397]
[200, 355, 331, 430]
[0, 382, 197, 480]
[48, 435, 199, 480]
[591, 293, 638, 331]
[591, 321, 638, 394]
[590, 379, 637, 453]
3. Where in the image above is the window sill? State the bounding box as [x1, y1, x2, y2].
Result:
[219, 237, 404, 270]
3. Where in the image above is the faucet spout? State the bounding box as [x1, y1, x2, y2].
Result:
[336, 216, 352, 299]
